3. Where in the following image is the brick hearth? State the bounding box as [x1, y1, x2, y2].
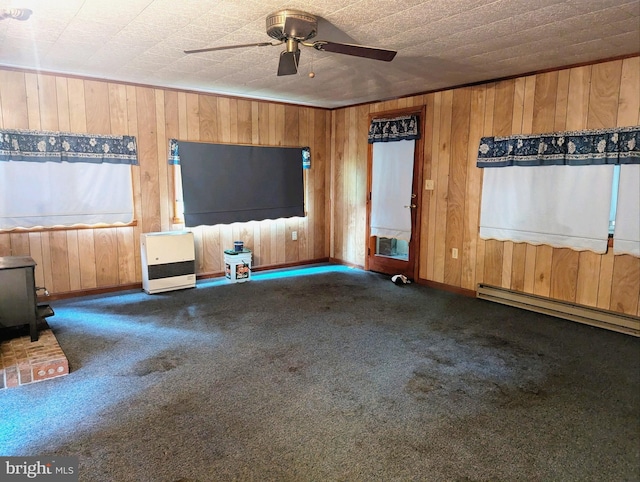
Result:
[0, 327, 69, 389]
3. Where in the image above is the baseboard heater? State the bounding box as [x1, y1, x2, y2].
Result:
[477, 284, 640, 337]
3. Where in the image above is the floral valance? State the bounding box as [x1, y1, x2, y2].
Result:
[368, 115, 420, 144]
[0, 129, 138, 165]
[168, 139, 180, 164]
[477, 126, 639, 167]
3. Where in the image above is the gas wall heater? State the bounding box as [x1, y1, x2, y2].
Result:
[141, 231, 196, 294]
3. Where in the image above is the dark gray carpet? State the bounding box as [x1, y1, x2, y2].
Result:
[2, 265, 639, 481]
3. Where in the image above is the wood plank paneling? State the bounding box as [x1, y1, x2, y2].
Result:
[49, 231, 70, 293]
[531, 71, 558, 134]
[549, 248, 579, 302]
[0, 235, 10, 256]
[117, 227, 136, 285]
[333, 109, 345, 260]
[238, 100, 252, 144]
[461, 85, 484, 289]
[77, 230, 97, 289]
[199, 95, 217, 142]
[95, 228, 118, 287]
[597, 250, 615, 310]
[484, 240, 503, 287]
[37, 74, 59, 131]
[1, 56, 637, 327]
[0, 68, 330, 296]
[433, 89, 453, 283]
[108, 83, 128, 134]
[501, 241, 514, 289]
[315, 110, 329, 260]
[419, 94, 435, 280]
[510, 243, 527, 292]
[10, 233, 30, 255]
[203, 226, 222, 273]
[154, 90, 171, 232]
[68, 78, 88, 133]
[566, 66, 591, 130]
[444, 88, 471, 286]
[28, 233, 44, 289]
[39, 233, 54, 293]
[56, 77, 71, 132]
[610, 255, 640, 315]
[330, 56, 639, 324]
[575, 251, 601, 308]
[587, 61, 622, 129]
[345, 108, 357, 264]
[617, 57, 640, 127]
[0, 71, 28, 128]
[25, 73, 40, 130]
[427, 93, 442, 280]
[136, 86, 161, 234]
[84, 80, 111, 134]
[66, 230, 81, 291]
[356, 105, 370, 265]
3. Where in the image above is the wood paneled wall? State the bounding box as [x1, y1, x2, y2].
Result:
[0, 70, 331, 295]
[330, 57, 640, 317]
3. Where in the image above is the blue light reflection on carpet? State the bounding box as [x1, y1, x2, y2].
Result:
[197, 263, 357, 288]
[1, 296, 223, 455]
[0, 263, 359, 455]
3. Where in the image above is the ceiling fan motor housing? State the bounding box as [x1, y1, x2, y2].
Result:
[266, 10, 318, 41]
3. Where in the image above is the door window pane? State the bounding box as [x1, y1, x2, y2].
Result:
[376, 237, 409, 261]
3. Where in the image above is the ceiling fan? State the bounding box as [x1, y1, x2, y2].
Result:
[184, 9, 397, 76]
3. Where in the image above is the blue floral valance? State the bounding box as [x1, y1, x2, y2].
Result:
[168, 139, 179, 165]
[0, 129, 138, 165]
[477, 126, 639, 167]
[368, 115, 420, 143]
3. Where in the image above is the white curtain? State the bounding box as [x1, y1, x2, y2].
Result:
[614, 164, 640, 256]
[479, 164, 613, 253]
[0, 161, 134, 229]
[370, 139, 415, 242]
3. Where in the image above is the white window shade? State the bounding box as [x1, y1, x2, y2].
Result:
[0, 161, 134, 228]
[0, 129, 137, 230]
[370, 140, 415, 242]
[479, 165, 613, 253]
[614, 164, 640, 256]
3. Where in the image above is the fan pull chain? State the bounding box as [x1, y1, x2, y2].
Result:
[309, 49, 315, 78]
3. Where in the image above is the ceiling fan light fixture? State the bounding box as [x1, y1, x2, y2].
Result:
[0, 8, 33, 21]
[184, 9, 397, 77]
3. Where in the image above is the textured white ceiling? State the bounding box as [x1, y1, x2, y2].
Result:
[0, 0, 638, 108]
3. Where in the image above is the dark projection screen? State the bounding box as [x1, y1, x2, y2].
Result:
[178, 141, 305, 226]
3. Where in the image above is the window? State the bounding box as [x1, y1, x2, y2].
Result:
[477, 126, 639, 255]
[169, 140, 305, 227]
[0, 129, 137, 230]
[479, 164, 613, 253]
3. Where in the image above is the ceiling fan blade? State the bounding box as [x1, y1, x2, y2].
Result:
[312, 41, 397, 62]
[277, 49, 300, 76]
[184, 42, 279, 54]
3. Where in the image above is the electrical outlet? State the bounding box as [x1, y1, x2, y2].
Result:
[452, 248, 458, 259]
[291, 231, 297, 241]
[424, 179, 435, 190]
